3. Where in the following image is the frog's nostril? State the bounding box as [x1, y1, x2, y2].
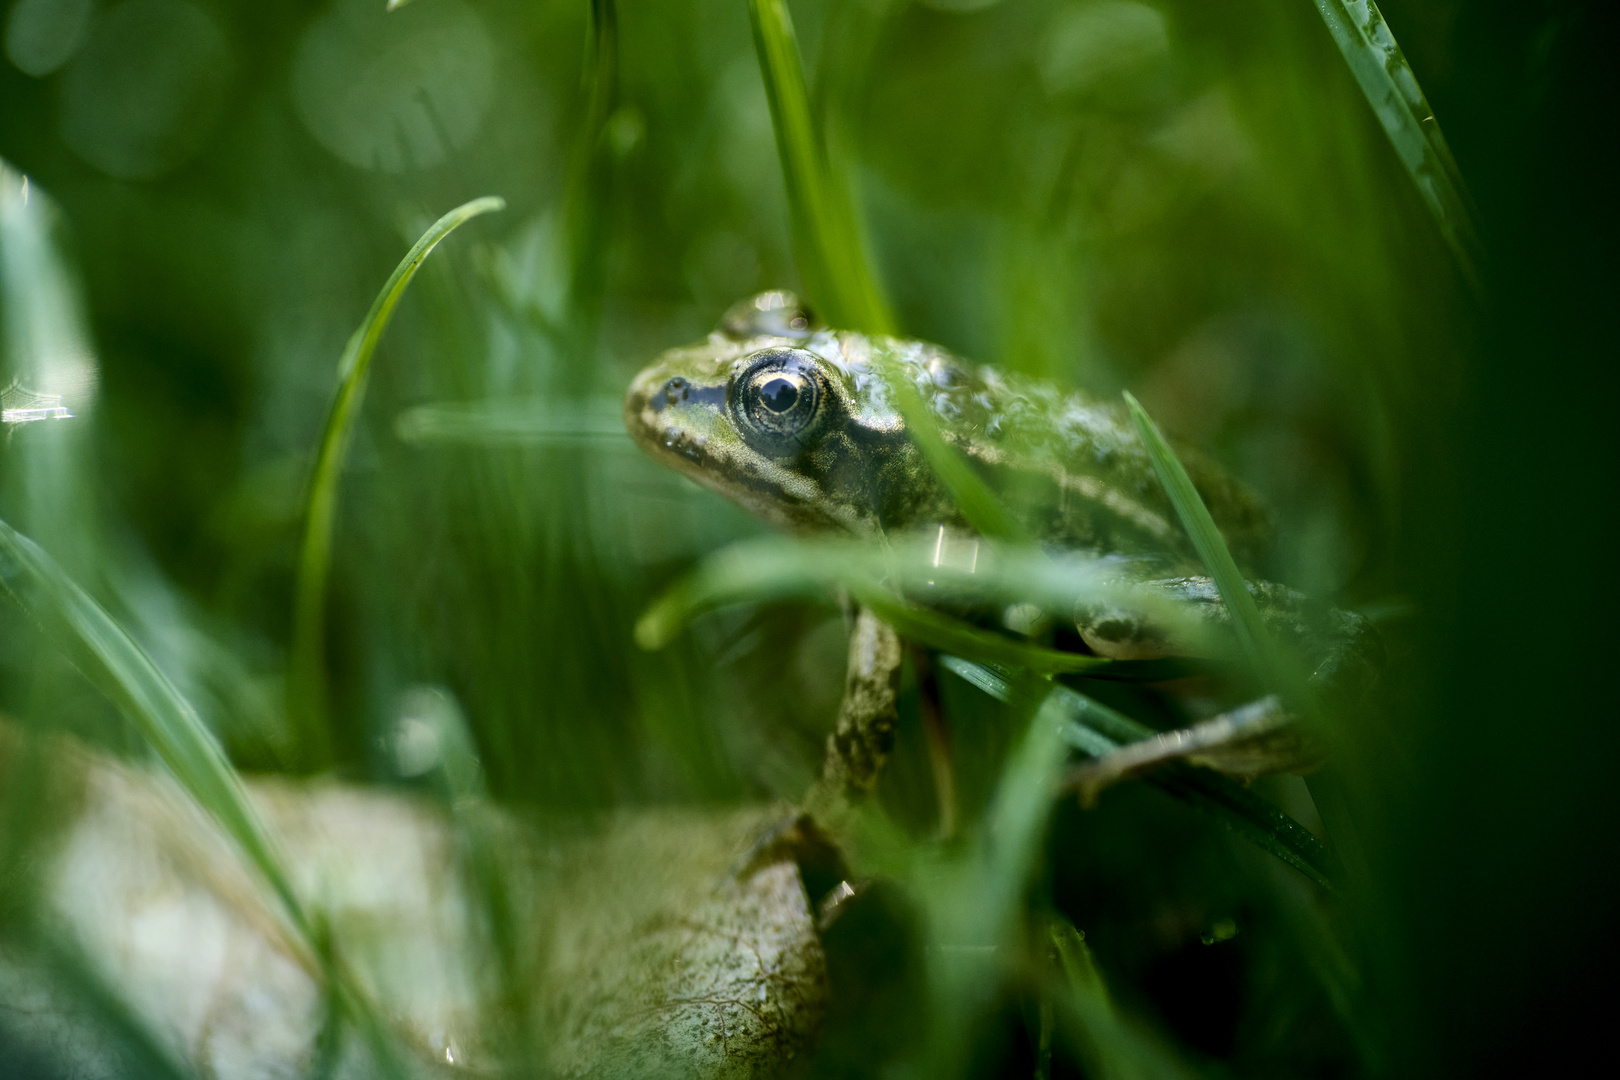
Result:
[650, 377, 687, 412]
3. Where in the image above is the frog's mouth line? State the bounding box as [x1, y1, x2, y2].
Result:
[627, 397, 834, 532]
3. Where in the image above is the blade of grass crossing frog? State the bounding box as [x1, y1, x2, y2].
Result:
[747, 0, 893, 333]
[641, 535, 1211, 653]
[852, 586, 1114, 676]
[880, 360, 1034, 544]
[635, 537, 1128, 674]
[0, 519, 415, 1077]
[1123, 392, 1305, 702]
[290, 196, 504, 761]
[1308, 0, 1481, 287]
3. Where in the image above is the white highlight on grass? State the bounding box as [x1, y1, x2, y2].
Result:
[1, 380, 73, 424]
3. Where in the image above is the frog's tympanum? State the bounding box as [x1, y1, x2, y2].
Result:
[625, 291, 1373, 813]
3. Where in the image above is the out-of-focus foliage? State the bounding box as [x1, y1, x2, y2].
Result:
[1, 0, 1614, 1077]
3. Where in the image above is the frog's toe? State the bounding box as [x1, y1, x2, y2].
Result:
[1073, 600, 1177, 660]
[729, 809, 847, 889]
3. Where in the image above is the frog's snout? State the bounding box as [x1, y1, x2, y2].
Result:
[623, 363, 731, 459]
[621, 368, 657, 446]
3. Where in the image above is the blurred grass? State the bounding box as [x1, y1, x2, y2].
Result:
[289, 194, 503, 765]
[0, 517, 412, 1077]
[1, 0, 1599, 1076]
[1307, 0, 1481, 286]
[747, 0, 893, 332]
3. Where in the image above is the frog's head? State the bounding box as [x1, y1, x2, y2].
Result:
[624, 292, 915, 534]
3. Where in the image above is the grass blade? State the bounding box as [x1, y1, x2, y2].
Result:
[938, 657, 1339, 890]
[0, 517, 311, 934]
[913, 687, 1073, 1076]
[878, 357, 1034, 544]
[634, 535, 1191, 677]
[0, 517, 415, 1076]
[559, 0, 618, 366]
[290, 196, 504, 758]
[747, 0, 893, 333]
[1123, 391, 1307, 701]
[1309, 0, 1481, 286]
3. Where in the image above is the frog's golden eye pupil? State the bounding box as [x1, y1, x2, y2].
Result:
[760, 377, 799, 412]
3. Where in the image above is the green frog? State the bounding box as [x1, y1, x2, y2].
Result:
[625, 291, 1373, 809]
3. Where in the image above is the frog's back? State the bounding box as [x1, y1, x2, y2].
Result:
[856, 334, 1272, 569]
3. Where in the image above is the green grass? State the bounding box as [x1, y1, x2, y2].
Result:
[1307, 0, 1481, 286]
[0, 0, 1558, 1075]
[747, 0, 893, 333]
[0, 518, 411, 1077]
[289, 195, 504, 762]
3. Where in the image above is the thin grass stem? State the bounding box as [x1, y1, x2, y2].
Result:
[289, 196, 504, 761]
[746, 0, 893, 333]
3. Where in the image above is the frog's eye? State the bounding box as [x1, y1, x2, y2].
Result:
[730, 348, 829, 455]
[720, 290, 819, 341]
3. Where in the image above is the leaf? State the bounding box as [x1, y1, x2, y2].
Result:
[747, 0, 892, 333]
[1308, 0, 1481, 287]
[290, 196, 504, 757]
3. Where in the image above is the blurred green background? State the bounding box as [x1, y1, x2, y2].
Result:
[0, 0, 1614, 1075]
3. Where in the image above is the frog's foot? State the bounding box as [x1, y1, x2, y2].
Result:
[1070, 576, 1377, 797]
[1064, 695, 1326, 806]
[729, 806, 871, 931]
[1074, 575, 1382, 702]
[730, 809, 842, 881]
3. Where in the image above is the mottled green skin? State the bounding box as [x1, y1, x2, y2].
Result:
[624, 318, 1270, 570]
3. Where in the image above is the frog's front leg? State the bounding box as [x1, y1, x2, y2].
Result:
[818, 605, 904, 797]
[732, 606, 900, 887]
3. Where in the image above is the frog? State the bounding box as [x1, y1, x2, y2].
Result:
[624, 290, 1375, 824]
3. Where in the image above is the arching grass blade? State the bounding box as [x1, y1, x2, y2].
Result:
[290, 196, 504, 760]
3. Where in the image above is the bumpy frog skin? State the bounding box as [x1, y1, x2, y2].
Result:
[624, 291, 1271, 571]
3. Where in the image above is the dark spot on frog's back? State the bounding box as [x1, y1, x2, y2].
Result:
[650, 376, 726, 412]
